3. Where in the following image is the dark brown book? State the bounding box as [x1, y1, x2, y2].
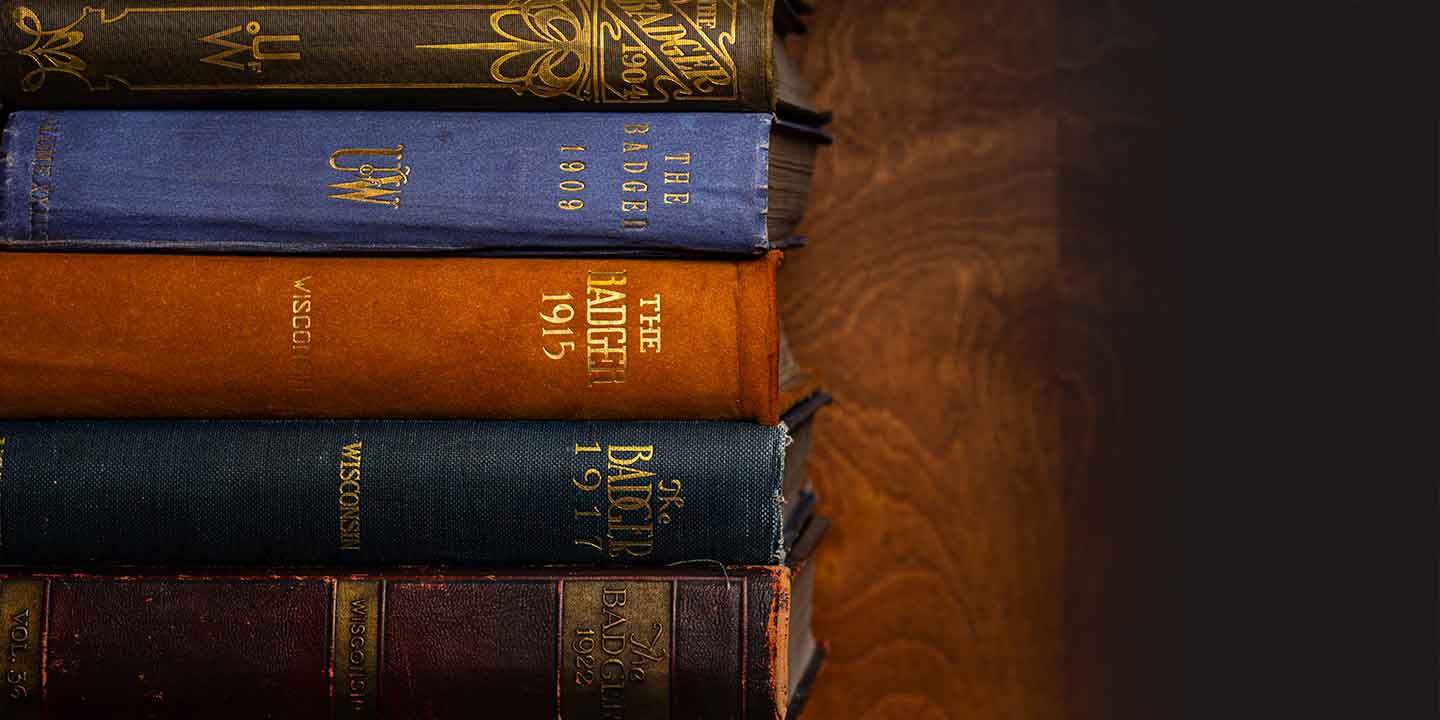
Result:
[0, 518, 828, 719]
[1, 0, 818, 115]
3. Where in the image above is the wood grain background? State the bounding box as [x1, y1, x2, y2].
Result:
[779, 2, 1180, 718]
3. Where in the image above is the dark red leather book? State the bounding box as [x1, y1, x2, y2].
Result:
[0, 520, 829, 720]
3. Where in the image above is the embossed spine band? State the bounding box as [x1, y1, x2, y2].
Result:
[560, 580, 674, 720]
[0, 578, 44, 720]
[333, 579, 382, 720]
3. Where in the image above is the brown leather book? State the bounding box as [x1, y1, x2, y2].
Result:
[0, 518, 829, 720]
[0, 251, 786, 423]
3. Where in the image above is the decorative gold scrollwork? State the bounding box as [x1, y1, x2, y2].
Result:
[13, 6, 93, 92]
[418, 0, 593, 100]
[490, 0, 591, 98]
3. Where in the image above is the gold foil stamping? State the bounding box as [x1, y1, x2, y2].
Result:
[333, 579, 382, 720]
[0, 578, 44, 719]
[561, 580, 672, 720]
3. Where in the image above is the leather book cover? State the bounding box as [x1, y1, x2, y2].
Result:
[0, 251, 782, 422]
[0, 0, 775, 111]
[0, 110, 777, 256]
[0, 566, 793, 719]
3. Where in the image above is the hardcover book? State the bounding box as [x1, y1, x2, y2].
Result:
[0, 0, 823, 118]
[0, 391, 827, 568]
[0, 251, 803, 423]
[0, 110, 824, 256]
[0, 516, 829, 719]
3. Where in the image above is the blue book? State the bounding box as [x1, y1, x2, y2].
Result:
[0, 110, 823, 255]
[0, 397, 826, 568]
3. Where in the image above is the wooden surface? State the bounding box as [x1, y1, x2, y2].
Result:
[779, 2, 1179, 718]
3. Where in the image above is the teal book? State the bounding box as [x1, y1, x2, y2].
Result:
[0, 397, 827, 567]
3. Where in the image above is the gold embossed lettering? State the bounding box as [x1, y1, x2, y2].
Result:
[577, 468, 603, 492]
[695, 0, 719, 29]
[200, 22, 300, 73]
[572, 627, 598, 686]
[288, 276, 316, 404]
[544, 268, 660, 381]
[333, 580, 380, 719]
[199, 25, 251, 70]
[561, 581, 671, 720]
[587, 287, 627, 325]
[337, 440, 363, 551]
[617, 125, 655, 231]
[604, 446, 656, 558]
[556, 143, 589, 210]
[655, 477, 684, 525]
[658, 152, 693, 206]
[329, 146, 409, 208]
[540, 292, 578, 360]
[557, 147, 590, 208]
[659, 37, 704, 62]
[607, 446, 654, 466]
[585, 271, 629, 384]
[13, 3, 739, 107]
[586, 329, 628, 384]
[638, 295, 662, 353]
[620, 43, 649, 92]
[572, 442, 683, 559]
[0, 579, 43, 718]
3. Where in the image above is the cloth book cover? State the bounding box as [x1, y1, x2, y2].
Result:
[0, 391, 827, 567]
[0, 110, 810, 256]
[0, 0, 781, 111]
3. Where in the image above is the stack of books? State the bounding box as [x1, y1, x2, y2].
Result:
[0, 0, 832, 718]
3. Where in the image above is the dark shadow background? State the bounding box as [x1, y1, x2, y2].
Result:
[782, 1, 1433, 718]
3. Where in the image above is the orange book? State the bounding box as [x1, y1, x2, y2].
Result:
[0, 252, 786, 423]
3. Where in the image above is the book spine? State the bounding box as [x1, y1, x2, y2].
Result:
[0, 110, 771, 255]
[0, 252, 782, 422]
[0, 569, 790, 719]
[0, 0, 775, 111]
[0, 419, 786, 567]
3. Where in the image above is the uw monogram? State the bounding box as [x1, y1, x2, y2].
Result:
[198, 22, 301, 73]
[328, 147, 411, 209]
